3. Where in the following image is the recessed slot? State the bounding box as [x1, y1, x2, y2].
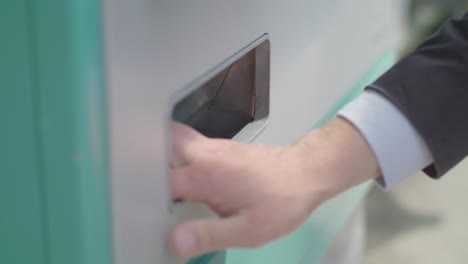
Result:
[172, 35, 270, 141]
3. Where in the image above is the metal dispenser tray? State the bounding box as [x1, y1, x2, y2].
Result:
[172, 35, 270, 142]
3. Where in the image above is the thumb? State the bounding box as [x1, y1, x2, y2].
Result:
[171, 216, 247, 258]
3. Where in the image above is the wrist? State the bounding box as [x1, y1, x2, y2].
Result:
[291, 117, 381, 201]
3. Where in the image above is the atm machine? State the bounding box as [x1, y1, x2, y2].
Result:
[1, 0, 405, 263]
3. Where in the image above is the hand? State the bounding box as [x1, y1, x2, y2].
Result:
[170, 123, 325, 258]
[170, 118, 380, 258]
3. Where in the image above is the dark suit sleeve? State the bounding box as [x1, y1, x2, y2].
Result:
[367, 13, 468, 178]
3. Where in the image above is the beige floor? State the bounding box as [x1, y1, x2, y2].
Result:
[365, 158, 468, 263]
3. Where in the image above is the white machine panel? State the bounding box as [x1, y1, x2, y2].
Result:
[103, 0, 402, 263]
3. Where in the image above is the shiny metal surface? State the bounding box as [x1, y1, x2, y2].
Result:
[172, 35, 270, 141]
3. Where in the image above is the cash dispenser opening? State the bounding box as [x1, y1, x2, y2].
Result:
[172, 35, 270, 141]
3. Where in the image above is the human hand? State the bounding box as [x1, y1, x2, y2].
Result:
[170, 118, 380, 258]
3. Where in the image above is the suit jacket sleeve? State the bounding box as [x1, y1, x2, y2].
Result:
[367, 13, 468, 178]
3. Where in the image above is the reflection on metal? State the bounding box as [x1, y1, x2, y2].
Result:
[172, 35, 270, 142]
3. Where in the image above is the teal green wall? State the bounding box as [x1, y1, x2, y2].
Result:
[1, 1, 112, 264]
[33, 1, 112, 263]
[0, 1, 47, 263]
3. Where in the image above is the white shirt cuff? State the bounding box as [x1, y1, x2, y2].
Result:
[338, 90, 433, 190]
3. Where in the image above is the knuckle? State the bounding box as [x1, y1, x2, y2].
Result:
[240, 214, 275, 249]
[199, 161, 217, 179]
[196, 227, 216, 252]
[238, 224, 266, 249]
[187, 166, 206, 186]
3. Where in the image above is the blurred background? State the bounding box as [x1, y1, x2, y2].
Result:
[365, 2, 468, 263]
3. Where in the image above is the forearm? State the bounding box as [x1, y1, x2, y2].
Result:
[291, 117, 381, 200]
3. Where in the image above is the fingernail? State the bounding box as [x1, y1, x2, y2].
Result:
[175, 227, 196, 256]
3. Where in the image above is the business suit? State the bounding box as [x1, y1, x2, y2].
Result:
[367, 13, 468, 178]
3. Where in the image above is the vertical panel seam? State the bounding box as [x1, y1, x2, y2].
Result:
[25, 0, 50, 263]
